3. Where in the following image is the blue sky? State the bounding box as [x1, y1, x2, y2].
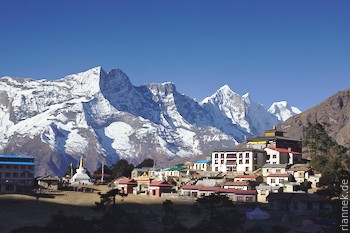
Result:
[1, 0, 349, 111]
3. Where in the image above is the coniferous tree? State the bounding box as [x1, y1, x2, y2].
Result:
[303, 122, 350, 197]
[111, 159, 134, 178]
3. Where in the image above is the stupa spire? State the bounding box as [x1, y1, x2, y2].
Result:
[79, 157, 83, 169]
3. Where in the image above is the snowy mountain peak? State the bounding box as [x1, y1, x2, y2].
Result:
[268, 101, 301, 121]
[0, 67, 302, 176]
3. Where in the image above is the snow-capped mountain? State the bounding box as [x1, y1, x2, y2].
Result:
[201, 85, 281, 138]
[268, 101, 301, 121]
[0, 67, 299, 175]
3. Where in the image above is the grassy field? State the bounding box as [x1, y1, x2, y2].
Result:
[0, 185, 203, 233]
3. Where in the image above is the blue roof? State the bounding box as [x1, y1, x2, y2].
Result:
[194, 159, 212, 164]
[0, 155, 34, 159]
[0, 161, 35, 165]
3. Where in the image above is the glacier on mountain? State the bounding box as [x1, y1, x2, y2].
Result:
[0, 67, 300, 175]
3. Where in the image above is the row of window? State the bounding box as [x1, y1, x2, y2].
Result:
[0, 172, 34, 179]
[0, 165, 34, 170]
[214, 159, 256, 165]
[213, 152, 251, 159]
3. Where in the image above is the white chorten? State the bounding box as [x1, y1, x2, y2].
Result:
[71, 157, 92, 185]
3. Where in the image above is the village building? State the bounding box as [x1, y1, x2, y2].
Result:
[234, 174, 263, 184]
[135, 172, 152, 194]
[191, 159, 212, 171]
[266, 173, 291, 187]
[308, 172, 322, 188]
[37, 175, 60, 190]
[287, 166, 311, 184]
[180, 185, 257, 202]
[131, 167, 152, 179]
[148, 180, 173, 197]
[262, 163, 289, 180]
[256, 183, 282, 203]
[267, 193, 332, 215]
[264, 148, 302, 165]
[246, 128, 302, 153]
[289, 194, 332, 215]
[117, 179, 138, 194]
[0, 155, 35, 193]
[211, 149, 266, 173]
[223, 181, 252, 190]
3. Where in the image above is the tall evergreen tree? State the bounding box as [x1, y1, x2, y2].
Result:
[303, 122, 350, 197]
[111, 159, 134, 178]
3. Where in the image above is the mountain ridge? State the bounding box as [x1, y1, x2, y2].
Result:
[0, 67, 300, 175]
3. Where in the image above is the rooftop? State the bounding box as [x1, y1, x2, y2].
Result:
[262, 163, 289, 169]
[0, 155, 34, 159]
[194, 159, 212, 164]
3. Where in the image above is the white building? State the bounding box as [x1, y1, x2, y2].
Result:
[262, 163, 289, 178]
[264, 148, 302, 165]
[266, 173, 290, 187]
[191, 159, 212, 171]
[211, 149, 266, 173]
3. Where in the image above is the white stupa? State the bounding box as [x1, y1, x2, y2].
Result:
[71, 157, 93, 185]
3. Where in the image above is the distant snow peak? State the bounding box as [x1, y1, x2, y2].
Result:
[268, 101, 301, 121]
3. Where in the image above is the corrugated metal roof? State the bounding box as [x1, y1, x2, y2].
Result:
[194, 159, 211, 164]
[0, 155, 34, 159]
[0, 161, 35, 165]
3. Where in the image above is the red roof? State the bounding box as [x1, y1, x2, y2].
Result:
[221, 188, 257, 195]
[198, 186, 221, 192]
[181, 185, 202, 190]
[181, 186, 256, 195]
[267, 173, 290, 178]
[118, 179, 137, 185]
[150, 180, 173, 187]
[234, 175, 258, 179]
[224, 181, 249, 186]
[273, 148, 301, 155]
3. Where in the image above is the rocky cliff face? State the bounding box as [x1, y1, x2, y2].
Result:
[278, 88, 350, 146]
[0, 67, 299, 175]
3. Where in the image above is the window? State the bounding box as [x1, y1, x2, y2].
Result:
[276, 169, 281, 173]
[6, 165, 11, 169]
[271, 179, 275, 183]
[221, 154, 224, 158]
[214, 153, 218, 158]
[13, 165, 18, 170]
[245, 159, 249, 164]
[246, 196, 253, 202]
[245, 153, 249, 158]
[214, 160, 218, 164]
[239, 160, 243, 164]
[13, 173, 18, 178]
[215, 167, 218, 171]
[0, 173, 1, 178]
[273, 154, 277, 159]
[237, 196, 244, 202]
[245, 167, 249, 172]
[221, 160, 224, 164]
[5, 173, 11, 178]
[239, 153, 243, 158]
